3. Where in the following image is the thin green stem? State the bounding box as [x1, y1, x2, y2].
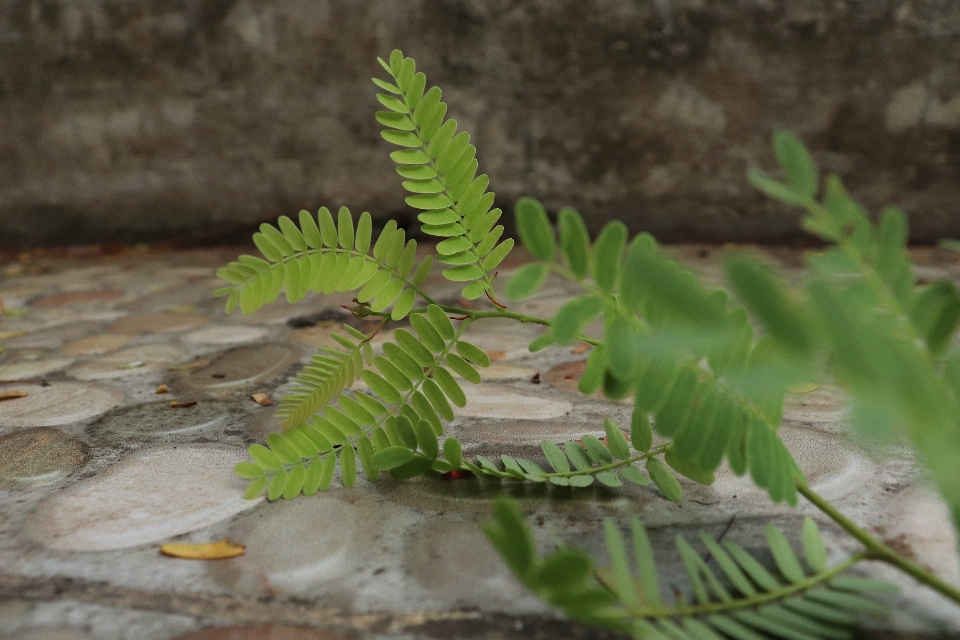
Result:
[799, 482, 960, 604]
[628, 553, 867, 619]
[473, 444, 673, 480]
[544, 444, 671, 479]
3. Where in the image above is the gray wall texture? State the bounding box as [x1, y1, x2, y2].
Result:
[1, 0, 959, 246]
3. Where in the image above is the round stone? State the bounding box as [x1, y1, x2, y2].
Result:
[173, 626, 347, 640]
[174, 343, 300, 393]
[4, 631, 92, 640]
[24, 444, 260, 551]
[85, 400, 248, 445]
[404, 519, 528, 605]
[783, 385, 849, 433]
[0, 428, 87, 488]
[32, 290, 124, 308]
[61, 333, 136, 356]
[0, 358, 74, 381]
[181, 326, 269, 345]
[288, 325, 394, 352]
[544, 360, 632, 404]
[0, 382, 123, 427]
[475, 364, 538, 382]
[209, 491, 379, 595]
[67, 343, 184, 380]
[882, 485, 960, 587]
[243, 406, 280, 440]
[458, 384, 573, 420]
[452, 418, 603, 447]
[456, 331, 537, 361]
[108, 313, 209, 335]
[6, 321, 102, 349]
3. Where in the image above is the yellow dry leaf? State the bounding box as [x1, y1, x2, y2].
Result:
[160, 539, 245, 560]
[487, 350, 507, 361]
[0, 391, 28, 402]
[155, 384, 169, 394]
[786, 382, 821, 394]
[571, 343, 591, 355]
[251, 393, 274, 406]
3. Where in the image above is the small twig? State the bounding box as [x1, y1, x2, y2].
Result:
[484, 289, 507, 309]
[0, 378, 49, 386]
[360, 318, 388, 344]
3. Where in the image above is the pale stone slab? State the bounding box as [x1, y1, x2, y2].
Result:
[0, 382, 123, 427]
[67, 343, 183, 380]
[33, 290, 124, 308]
[456, 330, 538, 361]
[181, 325, 269, 345]
[0, 358, 74, 381]
[61, 333, 136, 356]
[458, 384, 572, 420]
[174, 626, 347, 640]
[175, 343, 300, 392]
[0, 428, 87, 488]
[404, 519, 527, 606]
[454, 418, 602, 446]
[25, 444, 260, 551]
[209, 492, 379, 595]
[475, 363, 538, 382]
[108, 313, 209, 335]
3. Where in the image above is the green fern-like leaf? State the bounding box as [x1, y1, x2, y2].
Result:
[215, 207, 432, 319]
[374, 49, 514, 301]
[237, 304, 489, 499]
[486, 498, 896, 639]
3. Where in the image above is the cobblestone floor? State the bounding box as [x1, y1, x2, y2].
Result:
[1, 243, 959, 639]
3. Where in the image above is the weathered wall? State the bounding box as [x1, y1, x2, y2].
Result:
[1, 0, 959, 246]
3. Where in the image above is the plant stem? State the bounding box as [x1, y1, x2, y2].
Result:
[798, 482, 960, 603]
[436, 305, 603, 346]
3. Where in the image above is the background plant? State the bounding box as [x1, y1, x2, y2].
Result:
[217, 50, 960, 638]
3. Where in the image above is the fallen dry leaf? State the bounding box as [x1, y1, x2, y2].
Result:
[486, 350, 507, 361]
[170, 400, 198, 408]
[251, 393, 274, 406]
[155, 384, 169, 394]
[160, 539, 245, 560]
[0, 330, 26, 340]
[0, 391, 28, 402]
[571, 343, 591, 355]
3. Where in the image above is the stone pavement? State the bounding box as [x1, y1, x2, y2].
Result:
[1, 243, 959, 640]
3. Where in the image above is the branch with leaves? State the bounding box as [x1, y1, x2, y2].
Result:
[216, 49, 960, 636]
[486, 498, 897, 640]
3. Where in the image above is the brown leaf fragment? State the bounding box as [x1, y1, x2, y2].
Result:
[155, 384, 169, 394]
[487, 350, 506, 361]
[530, 372, 541, 384]
[251, 393, 274, 406]
[571, 343, 591, 355]
[0, 391, 28, 402]
[170, 400, 198, 408]
[160, 539, 245, 560]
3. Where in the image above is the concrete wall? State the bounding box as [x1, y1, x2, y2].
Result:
[2, 0, 959, 246]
